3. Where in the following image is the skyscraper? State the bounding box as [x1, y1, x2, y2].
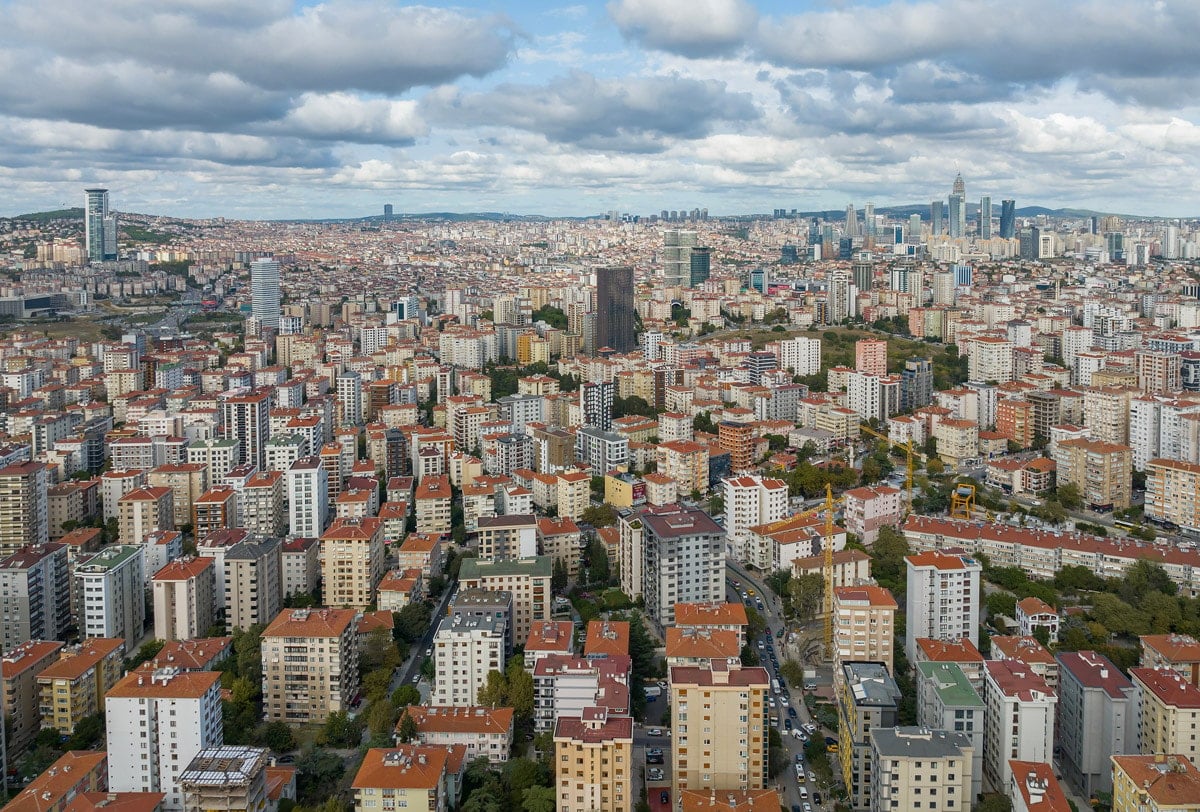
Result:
[948, 173, 966, 238]
[250, 258, 281, 332]
[689, 246, 711, 287]
[595, 265, 635, 353]
[1000, 199, 1016, 238]
[845, 203, 859, 237]
[84, 188, 117, 262]
[661, 230, 696, 287]
[979, 195, 992, 239]
[930, 200, 944, 236]
[864, 201, 876, 237]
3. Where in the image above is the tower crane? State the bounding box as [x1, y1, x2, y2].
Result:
[857, 422, 926, 517]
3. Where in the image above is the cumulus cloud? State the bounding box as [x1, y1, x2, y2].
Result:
[608, 0, 757, 57]
[277, 94, 428, 144]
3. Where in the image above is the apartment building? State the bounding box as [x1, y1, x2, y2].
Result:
[673, 602, 749, 646]
[982, 659, 1057, 792]
[449, 589, 515, 653]
[932, 418, 979, 469]
[1056, 651, 1135, 796]
[321, 517, 385, 610]
[833, 586, 897, 675]
[74, 544, 146, 650]
[536, 517, 583, 579]
[2, 750, 108, 812]
[0, 461, 49, 557]
[139, 530, 184, 588]
[657, 441, 710, 497]
[118, 486, 175, 544]
[991, 635, 1060, 691]
[553, 709, 634, 812]
[376, 568, 422, 611]
[36, 638, 125, 735]
[187, 439, 240, 485]
[1110, 754, 1200, 812]
[105, 666, 224, 812]
[430, 613, 506, 707]
[841, 486, 903, 544]
[1053, 437, 1133, 511]
[147, 463, 209, 528]
[192, 487, 238, 539]
[0, 542, 70, 652]
[1141, 634, 1200, 686]
[403, 705, 514, 765]
[1008, 761, 1071, 812]
[1146, 458, 1200, 532]
[351, 746, 449, 812]
[152, 557, 217, 642]
[669, 662, 769, 798]
[904, 549, 981, 662]
[869, 727, 974, 812]
[396, 532, 443, 579]
[1016, 597, 1060, 642]
[240, 471, 285, 536]
[914, 661, 984, 800]
[968, 335, 1015, 383]
[285, 457, 329, 539]
[413, 474, 453, 534]
[1131, 667, 1200, 761]
[524, 620, 576, 668]
[224, 537, 282, 631]
[722, 475, 788, 567]
[280, 538, 319, 600]
[476, 514, 538, 561]
[178, 746, 270, 812]
[457, 556, 551, 642]
[837, 661, 902, 811]
[532, 654, 631, 733]
[638, 504, 725, 628]
[1, 640, 63, 754]
[261, 608, 360, 723]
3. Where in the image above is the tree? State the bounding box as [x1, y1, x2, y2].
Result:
[788, 573, 824, 622]
[296, 749, 345, 806]
[367, 699, 398, 747]
[1118, 559, 1177, 603]
[693, 411, 717, 435]
[362, 628, 401, 670]
[317, 710, 363, 747]
[926, 458, 945, 476]
[521, 786, 556, 812]
[392, 684, 421, 708]
[506, 660, 535, 724]
[394, 602, 432, 645]
[580, 503, 617, 528]
[396, 709, 419, 743]
[985, 592, 1017, 621]
[1057, 481, 1083, 510]
[477, 670, 509, 707]
[976, 795, 1013, 812]
[552, 557, 568, 593]
[779, 659, 806, 685]
[871, 526, 911, 594]
[261, 721, 296, 753]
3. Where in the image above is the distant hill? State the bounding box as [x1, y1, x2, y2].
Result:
[13, 207, 84, 222]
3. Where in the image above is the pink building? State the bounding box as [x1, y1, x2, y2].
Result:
[843, 485, 902, 543]
[855, 338, 888, 377]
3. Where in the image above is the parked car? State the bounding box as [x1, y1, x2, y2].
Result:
[784, 719, 793, 731]
[804, 682, 817, 691]
[660, 791, 670, 805]
[648, 728, 664, 737]
[788, 707, 798, 719]
[647, 768, 664, 781]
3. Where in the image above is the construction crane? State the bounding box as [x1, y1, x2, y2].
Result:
[857, 422, 926, 517]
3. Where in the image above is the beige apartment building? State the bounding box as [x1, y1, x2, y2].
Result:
[321, 517, 385, 609]
[554, 709, 634, 812]
[36, 637, 125, 734]
[1146, 458, 1200, 532]
[1053, 438, 1133, 511]
[1110, 754, 1200, 812]
[457, 556, 551, 642]
[148, 463, 209, 527]
[118, 486, 175, 544]
[833, 585, 897, 675]
[869, 727, 975, 812]
[0, 461, 49, 557]
[261, 608, 360, 723]
[1140, 634, 1200, 686]
[670, 662, 770, 798]
[1, 640, 63, 753]
[152, 556, 217, 642]
[351, 746, 449, 812]
[413, 474, 453, 534]
[1131, 668, 1200, 761]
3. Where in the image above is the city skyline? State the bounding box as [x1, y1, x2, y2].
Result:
[2, 0, 1200, 220]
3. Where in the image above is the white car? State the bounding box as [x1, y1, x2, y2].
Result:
[792, 729, 805, 741]
[647, 728, 664, 737]
[804, 723, 817, 733]
[779, 695, 789, 706]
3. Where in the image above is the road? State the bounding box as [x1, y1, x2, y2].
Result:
[390, 582, 455, 700]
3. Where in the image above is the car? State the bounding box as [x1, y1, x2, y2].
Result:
[804, 683, 817, 691]
[804, 723, 817, 733]
[813, 792, 822, 804]
[799, 787, 808, 799]
[411, 675, 421, 684]
[803, 804, 813, 812]
[740, 591, 749, 600]
[794, 753, 804, 764]
[647, 768, 664, 781]
[808, 770, 816, 782]
[788, 707, 798, 719]
[784, 719, 793, 731]
[277, 754, 296, 764]
[776, 628, 785, 638]
[424, 648, 432, 657]
[825, 736, 838, 746]
[780, 695, 789, 706]
[648, 728, 663, 736]
[756, 640, 765, 649]
[792, 729, 805, 741]
[647, 748, 663, 756]
[660, 791, 670, 805]
[646, 753, 664, 765]
[768, 697, 776, 708]
[731, 579, 741, 588]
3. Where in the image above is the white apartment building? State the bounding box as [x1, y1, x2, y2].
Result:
[105, 666, 224, 812]
[75, 543, 145, 650]
[870, 727, 974, 812]
[982, 659, 1056, 793]
[773, 335, 822, 376]
[152, 556, 217, 642]
[722, 475, 788, 567]
[904, 549, 981, 662]
[846, 372, 901, 423]
[186, 439, 241, 486]
[431, 613, 506, 707]
[968, 336, 1014, 383]
[286, 456, 329, 538]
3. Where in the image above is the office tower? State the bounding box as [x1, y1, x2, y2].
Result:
[864, 201, 875, 237]
[845, 203, 859, 236]
[249, 258, 281, 332]
[948, 173, 966, 238]
[749, 267, 769, 293]
[1000, 199, 1016, 238]
[930, 200, 944, 235]
[219, 389, 271, 469]
[852, 260, 873, 293]
[689, 246, 711, 287]
[383, 203, 393, 218]
[106, 667, 223, 812]
[889, 265, 912, 293]
[84, 188, 117, 262]
[953, 263, 973, 287]
[595, 265, 635, 353]
[662, 229, 697, 287]
[261, 607, 360, 722]
[0, 461, 49, 557]
[979, 195, 992, 239]
[908, 213, 921, 241]
[670, 662, 769, 798]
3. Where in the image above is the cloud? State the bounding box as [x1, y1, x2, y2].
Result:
[422, 71, 759, 151]
[608, 0, 757, 57]
[277, 94, 428, 144]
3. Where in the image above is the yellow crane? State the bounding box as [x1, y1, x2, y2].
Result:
[857, 422, 926, 517]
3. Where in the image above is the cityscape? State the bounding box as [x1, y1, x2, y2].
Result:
[4, 3, 1200, 812]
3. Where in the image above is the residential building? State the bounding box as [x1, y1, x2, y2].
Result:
[1147, 458, 1200, 533]
[1052, 438, 1133, 511]
[321, 517, 385, 610]
[669, 662, 769, 797]
[224, 537, 283, 631]
[0, 543, 70, 652]
[147, 463, 209, 530]
[450, 589, 515, 653]
[1057, 650, 1135, 795]
[991, 635, 1060, 691]
[1008, 760, 1072, 812]
[219, 390, 271, 470]
[638, 505, 725, 628]
[1, 750, 108, 812]
[192, 487, 238, 539]
[574, 426, 628, 476]
[178, 746, 270, 812]
[402, 705, 515, 766]
[554, 708, 634, 812]
[476, 514, 538, 561]
[118, 486, 174, 545]
[261, 608, 360, 723]
[74, 544, 145, 649]
[1, 640, 64, 754]
[430, 613, 506, 707]
[524, 620, 576, 668]
[240, 471, 285, 536]
[855, 338, 887, 376]
[281, 538, 319, 601]
[1131, 667, 1200, 761]
[982, 659, 1057, 792]
[837, 661, 902, 810]
[36, 638, 125, 735]
[457, 556, 551, 643]
[679, 790, 783, 812]
[0, 462, 49, 556]
[722, 475, 788, 568]
[584, 620, 630, 659]
[1016, 597, 1060, 643]
[915, 661, 985, 799]
[904, 549, 981, 662]
[351, 746, 448, 812]
[376, 568, 422, 611]
[536, 517, 583, 580]
[833, 586, 897, 675]
[152, 557, 217, 642]
[869, 727, 974, 812]
[665, 627, 741, 669]
[718, 421, 755, 473]
[657, 441, 709, 498]
[673, 602, 749, 646]
[1110, 754, 1200, 812]
[532, 654, 631, 734]
[413, 474, 453, 535]
[395, 533, 443, 579]
[1141, 634, 1200, 686]
[842, 486, 903, 544]
[105, 666, 224, 812]
[285, 457, 329, 538]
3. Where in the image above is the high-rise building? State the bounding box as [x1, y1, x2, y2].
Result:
[637, 504, 724, 627]
[74, 544, 145, 649]
[1000, 199, 1016, 238]
[722, 475, 788, 568]
[904, 549, 981, 662]
[982, 660, 1056, 792]
[595, 266, 635, 353]
[554, 709, 634, 812]
[845, 203, 859, 236]
[580, 381, 615, 431]
[249, 258, 281, 332]
[901, 357, 934, 411]
[749, 267, 769, 293]
[0, 461, 48, 558]
[286, 457, 329, 538]
[870, 728, 975, 812]
[948, 173, 966, 238]
[855, 339, 888, 377]
[0, 543, 70, 651]
[662, 230, 697, 287]
[220, 389, 271, 470]
[431, 612, 506, 706]
[84, 188, 117, 262]
[930, 200, 944, 235]
[689, 246, 711, 287]
[864, 201, 876, 237]
[261, 607, 360, 723]
[979, 195, 992, 239]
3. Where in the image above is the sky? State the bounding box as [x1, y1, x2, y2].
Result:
[4, 0, 1200, 220]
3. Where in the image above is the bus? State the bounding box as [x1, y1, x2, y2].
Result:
[771, 679, 781, 694]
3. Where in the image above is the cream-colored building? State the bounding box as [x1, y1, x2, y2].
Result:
[933, 418, 979, 468]
[556, 470, 591, 521]
[1, 640, 63, 753]
[413, 474, 453, 535]
[457, 556, 551, 642]
[833, 585, 897, 675]
[148, 463, 209, 528]
[1131, 668, 1200, 762]
[261, 608, 360, 723]
[1141, 634, 1200, 687]
[670, 662, 769, 798]
[554, 709, 634, 812]
[352, 746, 448, 812]
[656, 441, 709, 497]
[321, 517, 385, 610]
[968, 336, 1014, 383]
[869, 727, 974, 812]
[1053, 438, 1133, 511]
[35, 637, 124, 735]
[152, 556, 217, 642]
[1111, 754, 1200, 812]
[118, 486, 175, 545]
[1146, 458, 1200, 533]
[403, 705, 514, 766]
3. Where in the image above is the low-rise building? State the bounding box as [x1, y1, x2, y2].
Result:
[376, 568, 423, 611]
[395, 532, 443, 579]
[36, 638, 125, 735]
[1009, 760, 1072, 812]
[1110, 754, 1200, 812]
[672, 602, 749, 646]
[351, 746, 449, 812]
[401, 705, 514, 765]
[178, 746, 270, 812]
[665, 627, 741, 669]
[1016, 597, 1059, 643]
[2, 750, 109, 812]
[841, 485, 903, 544]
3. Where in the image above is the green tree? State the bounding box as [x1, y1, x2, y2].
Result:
[361, 628, 401, 674]
[871, 526, 911, 594]
[1118, 559, 1177, 604]
[693, 411, 717, 435]
[779, 659, 806, 685]
[394, 602, 432, 645]
[976, 795, 1013, 812]
[477, 670, 509, 707]
[585, 538, 611, 583]
[1054, 565, 1106, 594]
[1089, 593, 1150, 637]
[391, 684, 421, 708]
[1057, 481, 1083, 510]
[985, 592, 1017, 621]
[1141, 590, 1183, 634]
[367, 700, 398, 747]
[552, 557, 568, 593]
[580, 504, 617, 528]
[261, 721, 296, 753]
[521, 786, 556, 812]
[506, 660, 535, 724]
[317, 710, 363, 747]
[362, 669, 393, 703]
[296, 749, 346, 806]
[396, 709, 419, 743]
[788, 573, 824, 622]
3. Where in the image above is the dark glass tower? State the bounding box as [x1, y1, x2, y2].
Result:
[596, 265, 636, 353]
[1000, 199, 1016, 239]
[689, 247, 711, 287]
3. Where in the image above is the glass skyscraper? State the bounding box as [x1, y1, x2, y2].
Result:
[596, 265, 635, 353]
[948, 173, 966, 238]
[979, 195, 992, 239]
[1000, 199, 1016, 238]
[689, 247, 711, 287]
[85, 188, 117, 262]
[250, 257, 282, 332]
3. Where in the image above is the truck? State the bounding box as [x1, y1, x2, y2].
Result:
[644, 685, 662, 700]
